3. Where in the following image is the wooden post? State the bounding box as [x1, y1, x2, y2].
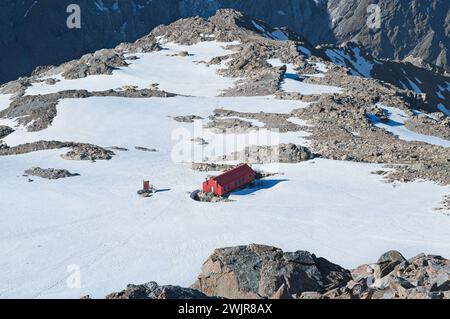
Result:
[143, 180, 150, 192]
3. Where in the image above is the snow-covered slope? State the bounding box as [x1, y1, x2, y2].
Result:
[25, 42, 237, 98]
[0, 11, 449, 299]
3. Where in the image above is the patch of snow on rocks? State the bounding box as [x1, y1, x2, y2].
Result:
[369, 104, 450, 147]
[267, 59, 342, 95]
[325, 47, 374, 78]
[298, 46, 312, 57]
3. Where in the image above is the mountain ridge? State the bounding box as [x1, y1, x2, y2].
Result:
[0, 0, 448, 84]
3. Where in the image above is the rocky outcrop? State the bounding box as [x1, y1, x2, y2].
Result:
[192, 244, 351, 299]
[191, 162, 236, 172]
[0, 140, 115, 161]
[0, 126, 14, 139]
[216, 144, 313, 164]
[404, 114, 450, 140]
[61, 144, 115, 161]
[102, 245, 450, 299]
[205, 117, 258, 133]
[58, 50, 129, 80]
[106, 281, 215, 299]
[24, 167, 79, 180]
[174, 115, 204, 123]
[210, 109, 305, 133]
[194, 191, 231, 203]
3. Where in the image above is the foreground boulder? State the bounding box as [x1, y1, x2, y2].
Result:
[191, 244, 351, 299]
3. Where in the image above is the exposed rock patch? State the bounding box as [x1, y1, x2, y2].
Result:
[56, 49, 129, 80]
[204, 117, 257, 133]
[191, 162, 236, 172]
[210, 108, 305, 133]
[0, 78, 31, 98]
[0, 126, 14, 139]
[404, 114, 450, 140]
[24, 167, 79, 180]
[0, 140, 114, 161]
[115, 36, 162, 54]
[215, 143, 313, 164]
[382, 163, 450, 186]
[62, 144, 115, 161]
[291, 89, 450, 190]
[173, 115, 204, 123]
[436, 195, 450, 213]
[107, 146, 129, 152]
[135, 146, 158, 152]
[191, 137, 209, 145]
[194, 191, 231, 203]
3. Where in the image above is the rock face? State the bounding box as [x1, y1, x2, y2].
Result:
[0, 0, 182, 84]
[101, 245, 450, 299]
[106, 282, 214, 299]
[327, 0, 450, 71]
[191, 244, 351, 299]
[174, 115, 204, 123]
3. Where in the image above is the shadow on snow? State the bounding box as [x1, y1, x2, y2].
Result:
[231, 179, 289, 196]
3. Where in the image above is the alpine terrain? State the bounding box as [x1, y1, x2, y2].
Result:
[1, 0, 449, 83]
[0, 9, 449, 299]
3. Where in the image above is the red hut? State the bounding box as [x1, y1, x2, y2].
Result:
[202, 164, 256, 196]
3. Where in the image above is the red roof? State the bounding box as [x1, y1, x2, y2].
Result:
[213, 164, 255, 186]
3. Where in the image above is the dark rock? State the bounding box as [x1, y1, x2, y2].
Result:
[0, 126, 14, 139]
[174, 115, 204, 123]
[377, 250, 407, 278]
